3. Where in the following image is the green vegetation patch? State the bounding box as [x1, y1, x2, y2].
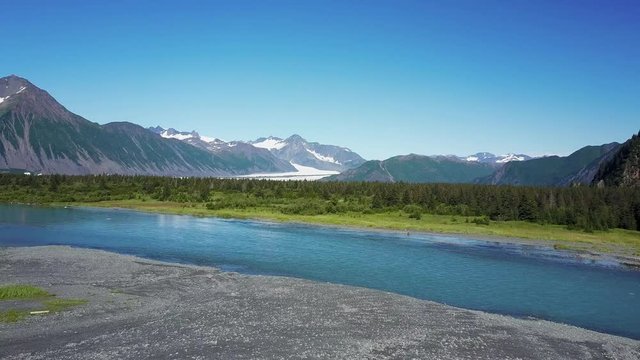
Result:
[0, 284, 87, 323]
[0, 309, 30, 323]
[0, 284, 51, 300]
[43, 298, 88, 312]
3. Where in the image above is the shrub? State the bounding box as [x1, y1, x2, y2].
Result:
[472, 216, 490, 225]
[403, 205, 422, 220]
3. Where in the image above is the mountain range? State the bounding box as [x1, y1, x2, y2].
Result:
[478, 143, 622, 186]
[328, 142, 633, 186]
[0, 75, 364, 177]
[148, 128, 366, 173]
[1, 75, 637, 187]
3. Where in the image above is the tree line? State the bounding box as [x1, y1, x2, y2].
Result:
[1, 173, 639, 232]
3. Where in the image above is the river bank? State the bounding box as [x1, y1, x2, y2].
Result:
[65, 199, 640, 268]
[1, 246, 639, 359]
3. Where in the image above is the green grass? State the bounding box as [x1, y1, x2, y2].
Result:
[0, 284, 87, 323]
[0, 309, 30, 323]
[0, 284, 51, 300]
[43, 298, 88, 312]
[78, 199, 640, 257]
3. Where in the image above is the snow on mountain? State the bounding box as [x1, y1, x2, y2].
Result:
[251, 136, 288, 151]
[199, 135, 220, 143]
[249, 134, 365, 172]
[160, 130, 196, 141]
[461, 152, 532, 164]
[147, 126, 296, 174]
[148, 127, 365, 178]
[495, 154, 528, 163]
[306, 148, 341, 165]
[150, 127, 226, 147]
[0, 86, 27, 105]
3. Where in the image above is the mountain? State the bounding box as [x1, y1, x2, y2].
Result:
[148, 127, 224, 145]
[250, 134, 366, 172]
[325, 154, 495, 183]
[149, 127, 295, 173]
[479, 143, 621, 186]
[146, 129, 365, 174]
[0, 75, 287, 176]
[461, 152, 532, 165]
[592, 131, 640, 187]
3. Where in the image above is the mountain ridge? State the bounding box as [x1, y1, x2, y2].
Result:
[592, 131, 640, 187]
[148, 126, 367, 173]
[326, 153, 495, 183]
[478, 143, 621, 187]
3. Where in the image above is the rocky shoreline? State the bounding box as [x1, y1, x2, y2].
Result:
[1, 246, 639, 359]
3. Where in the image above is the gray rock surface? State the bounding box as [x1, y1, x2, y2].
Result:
[1, 246, 638, 359]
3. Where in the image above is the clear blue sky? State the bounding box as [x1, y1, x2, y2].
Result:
[1, 0, 638, 160]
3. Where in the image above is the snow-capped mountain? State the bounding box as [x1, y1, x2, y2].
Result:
[251, 136, 288, 151]
[250, 134, 366, 172]
[148, 126, 221, 144]
[148, 127, 296, 174]
[461, 152, 532, 165]
[148, 127, 228, 151]
[148, 128, 366, 177]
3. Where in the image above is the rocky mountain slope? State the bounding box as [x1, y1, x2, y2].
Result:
[592, 131, 640, 187]
[250, 135, 366, 172]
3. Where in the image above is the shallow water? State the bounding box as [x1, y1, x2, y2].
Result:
[1, 205, 639, 339]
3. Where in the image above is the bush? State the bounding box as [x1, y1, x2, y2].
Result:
[472, 216, 490, 225]
[281, 200, 327, 215]
[403, 205, 422, 220]
[408, 212, 422, 220]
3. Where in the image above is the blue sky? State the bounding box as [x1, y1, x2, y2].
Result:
[1, 0, 638, 160]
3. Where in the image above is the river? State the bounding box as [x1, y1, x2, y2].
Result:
[1, 204, 639, 339]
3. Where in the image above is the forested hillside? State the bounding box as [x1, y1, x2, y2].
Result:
[479, 143, 620, 186]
